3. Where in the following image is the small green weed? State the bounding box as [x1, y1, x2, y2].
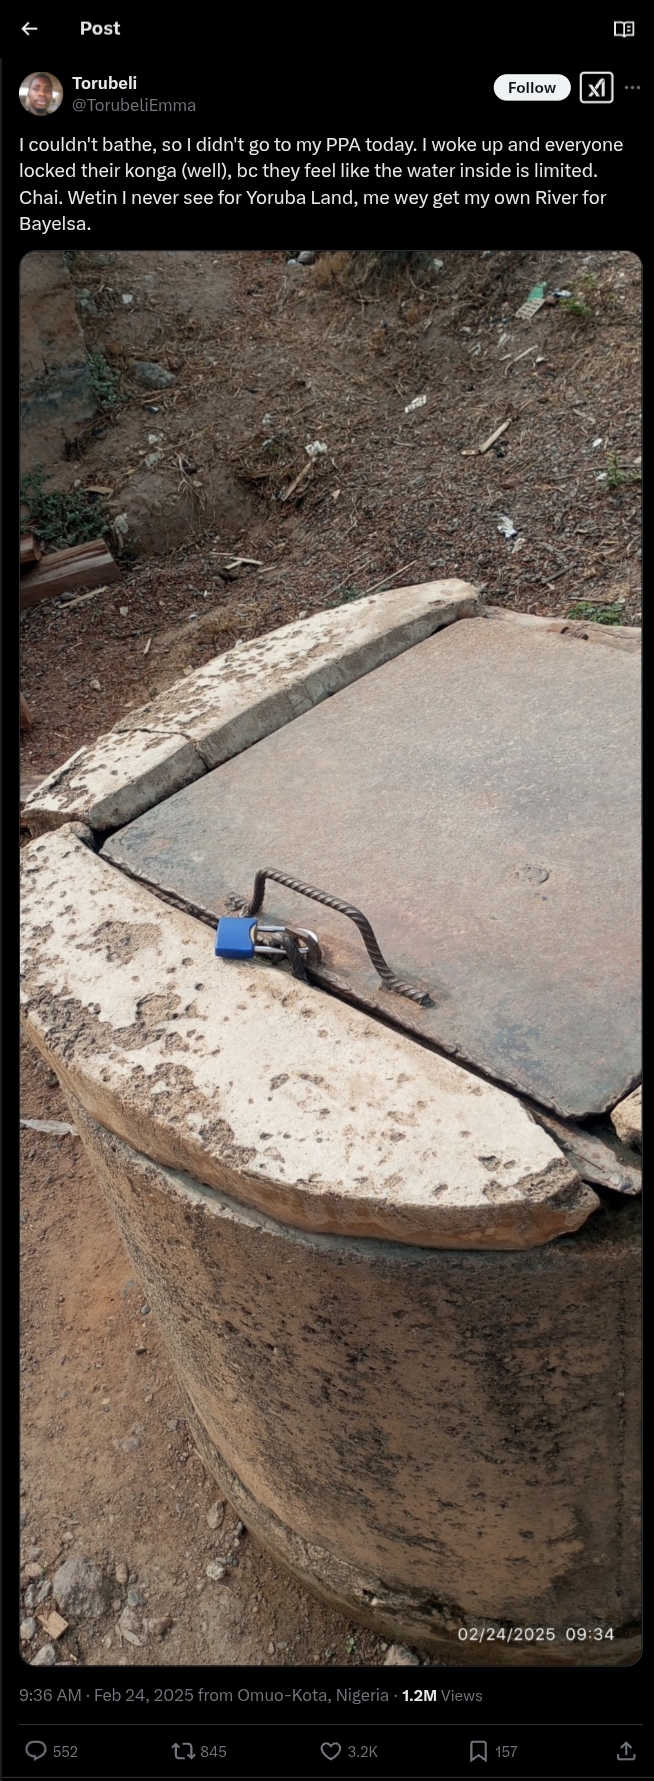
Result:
[567, 603, 623, 625]
[88, 349, 121, 409]
[603, 453, 641, 490]
[560, 296, 592, 320]
[21, 467, 110, 551]
[346, 1636, 358, 1655]
[337, 585, 366, 604]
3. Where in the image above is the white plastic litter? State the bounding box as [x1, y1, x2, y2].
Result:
[21, 1120, 78, 1137]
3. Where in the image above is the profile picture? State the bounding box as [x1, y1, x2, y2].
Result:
[19, 72, 63, 116]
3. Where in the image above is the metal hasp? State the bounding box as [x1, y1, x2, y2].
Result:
[102, 616, 641, 1119]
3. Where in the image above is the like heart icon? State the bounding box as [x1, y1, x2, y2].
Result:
[320, 1744, 342, 1761]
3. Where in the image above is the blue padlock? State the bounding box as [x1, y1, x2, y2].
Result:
[215, 916, 257, 959]
[215, 913, 321, 973]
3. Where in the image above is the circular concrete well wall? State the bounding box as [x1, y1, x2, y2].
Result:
[21, 587, 641, 1665]
[68, 1095, 640, 1666]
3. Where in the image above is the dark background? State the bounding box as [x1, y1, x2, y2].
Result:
[4, 7, 644, 1776]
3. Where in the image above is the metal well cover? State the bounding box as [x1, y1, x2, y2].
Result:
[103, 617, 641, 1118]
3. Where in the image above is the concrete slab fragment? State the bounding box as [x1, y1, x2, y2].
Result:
[22, 579, 479, 835]
[529, 1108, 642, 1196]
[105, 615, 641, 1119]
[20, 828, 595, 1251]
[23, 729, 206, 837]
[611, 1085, 642, 1150]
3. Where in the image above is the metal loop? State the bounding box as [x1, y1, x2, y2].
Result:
[284, 925, 322, 969]
[255, 922, 321, 973]
[277, 928, 308, 981]
[241, 868, 433, 1007]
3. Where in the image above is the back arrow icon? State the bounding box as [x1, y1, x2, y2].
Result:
[22, 20, 38, 31]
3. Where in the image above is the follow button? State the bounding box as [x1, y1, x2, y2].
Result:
[494, 74, 571, 100]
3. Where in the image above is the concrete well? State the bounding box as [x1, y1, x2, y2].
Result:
[68, 1097, 641, 1666]
[20, 584, 641, 1663]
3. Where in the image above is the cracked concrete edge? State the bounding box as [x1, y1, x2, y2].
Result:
[20, 825, 598, 1251]
[483, 607, 642, 651]
[611, 1085, 642, 1150]
[526, 1105, 642, 1196]
[22, 579, 480, 835]
[22, 727, 208, 838]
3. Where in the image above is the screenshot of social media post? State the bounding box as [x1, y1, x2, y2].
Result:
[7, 13, 643, 1780]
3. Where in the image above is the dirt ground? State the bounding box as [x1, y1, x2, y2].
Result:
[19, 248, 641, 1669]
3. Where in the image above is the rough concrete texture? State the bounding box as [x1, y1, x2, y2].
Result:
[20, 253, 95, 472]
[20, 827, 597, 1251]
[611, 1086, 642, 1151]
[23, 580, 479, 834]
[66, 1099, 641, 1663]
[483, 608, 642, 652]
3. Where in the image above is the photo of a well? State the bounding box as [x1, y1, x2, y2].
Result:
[21, 581, 641, 1664]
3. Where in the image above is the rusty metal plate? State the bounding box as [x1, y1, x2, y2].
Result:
[102, 617, 641, 1118]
